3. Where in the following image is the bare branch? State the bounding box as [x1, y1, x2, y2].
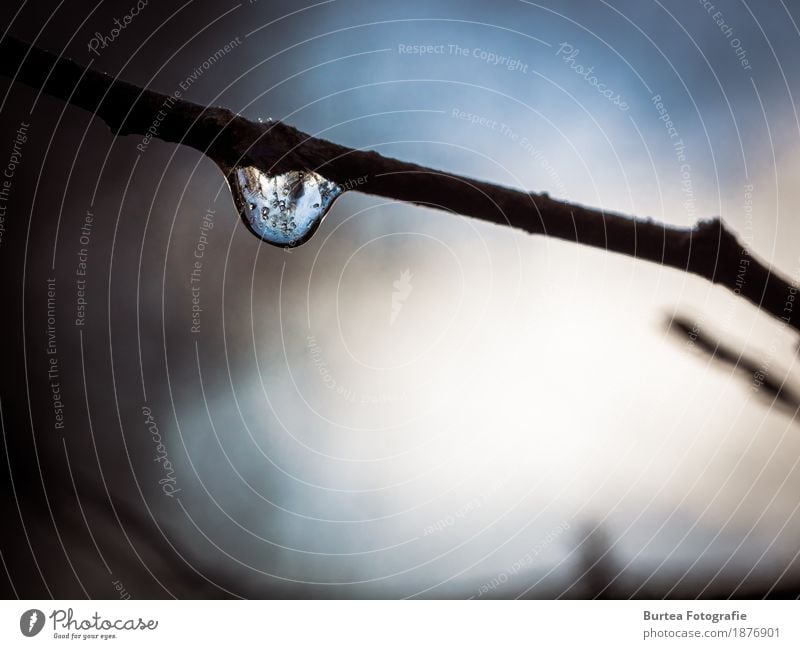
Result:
[666, 313, 800, 414]
[1, 35, 798, 332]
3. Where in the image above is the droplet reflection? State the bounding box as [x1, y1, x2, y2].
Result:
[228, 166, 343, 247]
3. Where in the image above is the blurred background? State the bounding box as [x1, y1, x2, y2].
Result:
[1, 0, 800, 598]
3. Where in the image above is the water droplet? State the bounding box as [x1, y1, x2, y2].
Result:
[227, 167, 343, 247]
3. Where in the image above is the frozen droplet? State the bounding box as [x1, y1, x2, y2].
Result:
[227, 167, 343, 247]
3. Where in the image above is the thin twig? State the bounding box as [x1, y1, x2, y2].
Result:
[1, 35, 798, 332]
[666, 313, 800, 414]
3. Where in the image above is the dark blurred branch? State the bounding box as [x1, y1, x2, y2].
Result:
[2, 35, 799, 332]
[666, 313, 800, 414]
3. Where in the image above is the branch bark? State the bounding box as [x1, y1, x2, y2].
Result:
[1, 35, 797, 332]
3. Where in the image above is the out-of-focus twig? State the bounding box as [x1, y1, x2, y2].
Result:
[666, 314, 800, 414]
